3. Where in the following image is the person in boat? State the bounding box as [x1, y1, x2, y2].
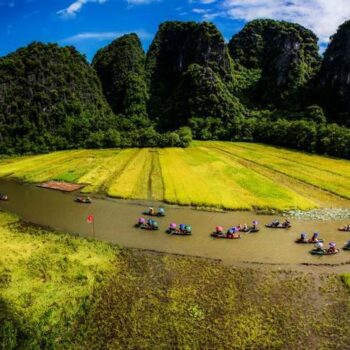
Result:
[147, 218, 157, 229]
[309, 232, 319, 243]
[242, 223, 248, 231]
[327, 242, 337, 254]
[179, 224, 186, 233]
[227, 227, 238, 236]
[148, 207, 155, 215]
[282, 219, 290, 227]
[344, 240, 350, 249]
[272, 219, 280, 227]
[158, 207, 165, 216]
[314, 241, 324, 252]
[138, 217, 146, 225]
[216, 226, 224, 235]
[186, 225, 192, 233]
[252, 220, 258, 230]
[298, 232, 308, 243]
[168, 223, 177, 232]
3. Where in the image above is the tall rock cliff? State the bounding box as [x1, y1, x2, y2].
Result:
[229, 19, 321, 109]
[92, 34, 149, 126]
[146, 21, 243, 129]
[318, 20, 350, 125]
[0, 42, 116, 153]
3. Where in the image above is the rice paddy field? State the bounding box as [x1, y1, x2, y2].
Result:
[1, 141, 350, 211]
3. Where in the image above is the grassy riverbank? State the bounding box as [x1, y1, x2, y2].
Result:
[1, 142, 350, 211]
[0, 212, 349, 349]
[0, 211, 118, 349]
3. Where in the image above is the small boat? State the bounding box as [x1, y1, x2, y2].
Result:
[338, 226, 350, 232]
[241, 227, 259, 233]
[135, 218, 158, 230]
[265, 223, 291, 229]
[0, 193, 8, 201]
[211, 232, 241, 239]
[142, 210, 165, 217]
[166, 223, 192, 236]
[310, 249, 339, 256]
[135, 223, 159, 231]
[166, 228, 192, 236]
[75, 197, 92, 204]
[295, 239, 324, 244]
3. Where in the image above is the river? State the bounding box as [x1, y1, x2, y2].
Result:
[1, 179, 350, 268]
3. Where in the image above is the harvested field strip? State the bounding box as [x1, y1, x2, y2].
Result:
[107, 149, 152, 199]
[206, 141, 350, 200]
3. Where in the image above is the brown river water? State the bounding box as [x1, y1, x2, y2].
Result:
[1, 179, 350, 270]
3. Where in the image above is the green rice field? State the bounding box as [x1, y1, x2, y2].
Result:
[1, 141, 350, 211]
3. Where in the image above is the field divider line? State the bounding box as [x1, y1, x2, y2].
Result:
[155, 149, 165, 201]
[147, 151, 154, 200]
[210, 145, 350, 201]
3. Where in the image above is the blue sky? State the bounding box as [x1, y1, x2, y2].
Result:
[0, 0, 349, 61]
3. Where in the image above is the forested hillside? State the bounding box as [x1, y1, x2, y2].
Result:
[1, 19, 350, 157]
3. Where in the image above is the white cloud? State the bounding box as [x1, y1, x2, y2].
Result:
[61, 30, 153, 43]
[57, 0, 107, 18]
[221, 0, 350, 43]
[192, 8, 210, 14]
[127, 0, 159, 4]
[58, 0, 158, 18]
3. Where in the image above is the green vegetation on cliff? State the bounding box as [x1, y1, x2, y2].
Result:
[146, 21, 244, 130]
[0, 42, 117, 154]
[229, 19, 321, 109]
[318, 20, 350, 126]
[3, 19, 350, 156]
[92, 34, 149, 126]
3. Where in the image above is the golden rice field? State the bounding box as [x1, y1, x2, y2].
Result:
[1, 141, 350, 211]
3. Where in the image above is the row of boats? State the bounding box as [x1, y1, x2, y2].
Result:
[136, 208, 350, 255]
[1, 193, 349, 255]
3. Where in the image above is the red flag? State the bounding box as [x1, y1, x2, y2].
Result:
[87, 214, 94, 224]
